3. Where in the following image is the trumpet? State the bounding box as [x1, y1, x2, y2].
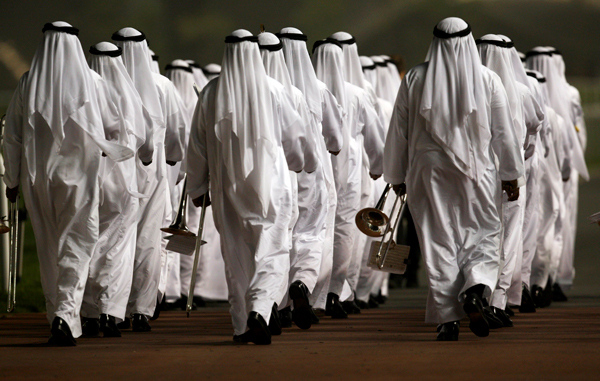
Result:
[355, 184, 393, 237]
[161, 177, 195, 237]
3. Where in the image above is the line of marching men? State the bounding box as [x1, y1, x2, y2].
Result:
[2, 18, 586, 345]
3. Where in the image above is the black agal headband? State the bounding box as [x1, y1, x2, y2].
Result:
[112, 31, 146, 42]
[89, 45, 122, 57]
[433, 24, 471, 39]
[225, 35, 258, 44]
[42, 23, 79, 36]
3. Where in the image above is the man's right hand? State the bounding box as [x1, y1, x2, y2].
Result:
[192, 192, 211, 208]
[6, 186, 18, 203]
[502, 180, 520, 201]
[392, 183, 406, 196]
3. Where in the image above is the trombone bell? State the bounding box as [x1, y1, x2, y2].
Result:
[355, 207, 390, 237]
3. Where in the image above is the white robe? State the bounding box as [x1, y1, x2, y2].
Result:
[328, 81, 384, 297]
[384, 64, 523, 324]
[127, 72, 185, 317]
[82, 68, 144, 320]
[309, 81, 344, 309]
[186, 77, 305, 335]
[491, 82, 542, 309]
[532, 107, 566, 288]
[4, 73, 117, 337]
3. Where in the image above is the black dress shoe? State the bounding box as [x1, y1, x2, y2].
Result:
[542, 278, 553, 307]
[117, 317, 131, 330]
[531, 285, 545, 308]
[436, 321, 459, 341]
[81, 317, 100, 337]
[375, 290, 387, 304]
[355, 299, 369, 309]
[341, 300, 361, 315]
[483, 306, 504, 329]
[310, 308, 320, 324]
[463, 291, 490, 337]
[247, 312, 271, 345]
[100, 314, 122, 337]
[368, 295, 380, 308]
[268, 303, 282, 335]
[505, 306, 515, 316]
[279, 306, 292, 328]
[131, 314, 151, 332]
[492, 307, 513, 327]
[48, 317, 77, 346]
[552, 283, 568, 302]
[290, 281, 312, 330]
[233, 331, 252, 343]
[519, 284, 536, 313]
[326, 293, 348, 319]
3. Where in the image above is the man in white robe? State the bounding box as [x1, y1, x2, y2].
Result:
[81, 42, 149, 337]
[3, 22, 133, 345]
[312, 37, 384, 318]
[383, 18, 524, 341]
[186, 30, 305, 345]
[278, 28, 344, 317]
[329, 32, 386, 312]
[477, 35, 542, 326]
[258, 31, 322, 330]
[112, 27, 185, 332]
[526, 47, 588, 304]
[203, 64, 221, 81]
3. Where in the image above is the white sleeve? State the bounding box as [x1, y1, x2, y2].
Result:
[278, 90, 305, 173]
[383, 77, 409, 185]
[359, 92, 384, 176]
[162, 81, 186, 163]
[320, 87, 344, 153]
[186, 95, 209, 200]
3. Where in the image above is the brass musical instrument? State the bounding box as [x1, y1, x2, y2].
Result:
[7, 194, 19, 311]
[355, 183, 392, 237]
[186, 193, 208, 317]
[161, 177, 195, 237]
[368, 193, 410, 274]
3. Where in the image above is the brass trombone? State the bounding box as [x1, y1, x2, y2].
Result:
[7, 193, 19, 312]
[161, 177, 195, 237]
[355, 184, 393, 237]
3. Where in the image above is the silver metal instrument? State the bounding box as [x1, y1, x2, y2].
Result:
[161, 177, 195, 237]
[367, 193, 410, 274]
[186, 193, 208, 317]
[7, 193, 19, 312]
[355, 183, 392, 237]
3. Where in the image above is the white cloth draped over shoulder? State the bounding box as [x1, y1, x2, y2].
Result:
[421, 18, 490, 184]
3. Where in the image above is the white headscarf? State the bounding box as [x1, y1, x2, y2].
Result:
[381, 54, 402, 96]
[495, 35, 531, 92]
[312, 38, 347, 112]
[186, 60, 209, 90]
[330, 31, 366, 90]
[148, 49, 160, 74]
[526, 47, 588, 179]
[421, 17, 490, 183]
[360, 56, 377, 88]
[258, 32, 294, 96]
[203, 63, 221, 81]
[24, 22, 133, 183]
[477, 34, 523, 140]
[278, 27, 322, 122]
[89, 41, 146, 150]
[165, 59, 197, 121]
[216, 29, 276, 217]
[112, 27, 164, 133]
[371, 55, 396, 104]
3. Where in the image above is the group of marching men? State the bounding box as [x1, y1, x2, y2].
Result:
[1, 16, 586, 345]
